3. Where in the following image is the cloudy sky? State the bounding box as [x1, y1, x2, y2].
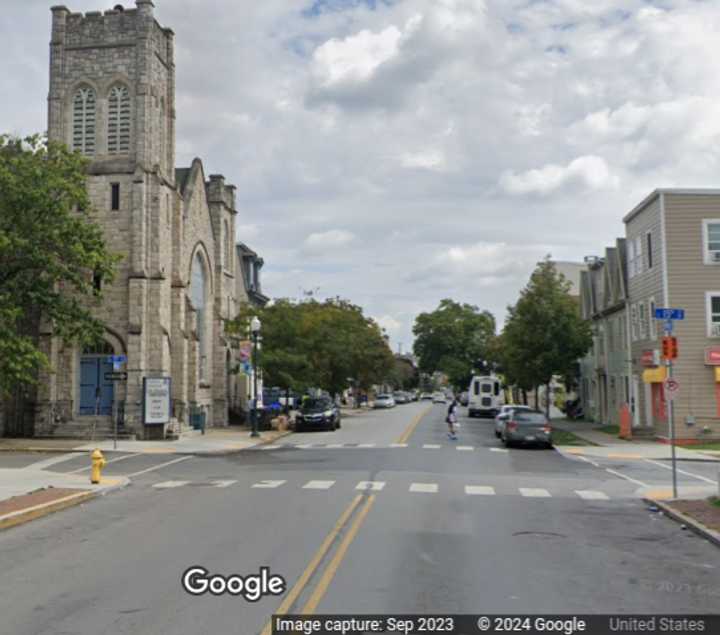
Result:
[4, 0, 720, 351]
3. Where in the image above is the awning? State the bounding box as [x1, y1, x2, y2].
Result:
[714, 367, 720, 383]
[642, 367, 667, 384]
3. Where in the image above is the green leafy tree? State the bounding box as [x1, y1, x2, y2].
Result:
[500, 258, 592, 416]
[412, 299, 496, 389]
[0, 134, 119, 396]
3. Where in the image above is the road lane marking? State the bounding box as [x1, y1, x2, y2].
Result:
[325, 444, 343, 449]
[125, 455, 193, 477]
[396, 405, 433, 444]
[489, 448, 508, 453]
[409, 483, 438, 493]
[519, 488, 551, 497]
[607, 453, 644, 460]
[643, 459, 718, 484]
[211, 480, 237, 488]
[25, 453, 85, 470]
[303, 480, 335, 490]
[465, 486, 495, 496]
[260, 496, 364, 635]
[456, 446, 474, 451]
[422, 444, 441, 449]
[575, 490, 610, 500]
[355, 481, 385, 491]
[252, 480, 286, 489]
[260, 445, 282, 450]
[153, 481, 189, 489]
[357, 443, 376, 448]
[67, 452, 143, 474]
[605, 468, 649, 488]
[389, 443, 408, 448]
[301, 495, 376, 614]
[295, 444, 314, 449]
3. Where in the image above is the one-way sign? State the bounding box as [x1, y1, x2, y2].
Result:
[104, 371, 128, 381]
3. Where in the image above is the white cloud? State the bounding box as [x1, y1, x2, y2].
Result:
[500, 156, 619, 196]
[302, 229, 356, 254]
[376, 315, 402, 334]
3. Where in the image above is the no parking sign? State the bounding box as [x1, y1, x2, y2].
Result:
[664, 377, 680, 401]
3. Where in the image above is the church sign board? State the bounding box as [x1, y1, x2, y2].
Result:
[143, 377, 172, 425]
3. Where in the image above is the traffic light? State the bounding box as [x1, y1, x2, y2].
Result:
[662, 336, 678, 360]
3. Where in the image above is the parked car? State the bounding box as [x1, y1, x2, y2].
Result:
[494, 404, 532, 438]
[374, 394, 395, 409]
[295, 396, 341, 432]
[419, 392, 433, 401]
[432, 392, 447, 404]
[499, 410, 552, 448]
[393, 391, 409, 404]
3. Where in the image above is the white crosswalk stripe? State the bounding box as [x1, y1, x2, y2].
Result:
[260, 445, 281, 450]
[295, 444, 314, 449]
[456, 446, 474, 451]
[153, 481, 189, 489]
[489, 448, 508, 453]
[356, 443, 376, 448]
[422, 444, 441, 449]
[465, 485, 495, 496]
[389, 443, 408, 448]
[252, 480, 286, 489]
[325, 444, 343, 449]
[410, 483, 438, 493]
[303, 480, 335, 490]
[575, 490, 610, 500]
[211, 480, 237, 488]
[356, 481, 386, 491]
[519, 488, 551, 498]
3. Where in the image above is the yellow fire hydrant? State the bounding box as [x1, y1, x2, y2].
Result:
[90, 449, 106, 484]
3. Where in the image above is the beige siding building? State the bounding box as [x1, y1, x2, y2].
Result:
[623, 189, 720, 441]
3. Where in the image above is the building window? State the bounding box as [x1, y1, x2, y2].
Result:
[191, 253, 208, 381]
[646, 232, 653, 269]
[72, 87, 96, 156]
[702, 220, 720, 264]
[92, 270, 102, 294]
[638, 302, 646, 340]
[706, 292, 720, 338]
[107, 85, 130, 154]
[648, 298, 656, 340]
[111, 183, 120, 211]
[630, 303, 639, 341]
[224, 220, 231, 270]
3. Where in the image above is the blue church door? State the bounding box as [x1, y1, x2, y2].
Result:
[79, 343, 115, 416]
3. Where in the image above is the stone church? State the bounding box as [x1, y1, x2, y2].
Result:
[24, 1, 267, 439]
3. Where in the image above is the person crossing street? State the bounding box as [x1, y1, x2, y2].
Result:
[446, 395, 459, 440]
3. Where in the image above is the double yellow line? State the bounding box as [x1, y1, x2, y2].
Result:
[396, 405, 433, 445]
[261, 494, 376, 635]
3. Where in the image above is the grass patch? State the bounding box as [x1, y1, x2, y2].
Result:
[686, 442, 720, 451]
[552, 429, 594, 446]
[712, 497, 720, 509]
[597, 424, 620, 436]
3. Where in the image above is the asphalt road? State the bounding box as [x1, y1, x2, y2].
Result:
[1, 403, 719, 635]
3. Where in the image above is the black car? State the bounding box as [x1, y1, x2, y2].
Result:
[295, 397, 341, 432]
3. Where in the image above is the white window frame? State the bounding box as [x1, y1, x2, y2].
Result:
[705, 291, 720, 338]
[630, 303, 639, 342]
[627, 240, 636, 278]
[638, 301, 647, 340]
[634, 235, 643, 276]
[702, 219, 720, 265]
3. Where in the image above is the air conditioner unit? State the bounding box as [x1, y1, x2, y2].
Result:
[711, 251, 720, 263]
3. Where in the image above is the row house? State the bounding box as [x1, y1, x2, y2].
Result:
[578, 242, 630, 429]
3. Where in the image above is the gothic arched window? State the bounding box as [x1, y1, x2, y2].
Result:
[72, 87, 96, 156]
[107, 84, 131, 154]
[191, 253, 208, 382]
[224, 220, 231, 270]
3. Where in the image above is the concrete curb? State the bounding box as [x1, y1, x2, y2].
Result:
[643, 497, 720, 549]
[0, 476, 131, 532]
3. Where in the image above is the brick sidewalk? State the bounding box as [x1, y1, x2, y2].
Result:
[0, 487, 95, 531]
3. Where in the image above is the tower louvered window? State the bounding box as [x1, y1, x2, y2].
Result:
[72, 87, 96, 156]
[107, 85, 131, 154]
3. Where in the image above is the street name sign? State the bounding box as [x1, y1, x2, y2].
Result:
[104, 372, 128, 381]
[655, 308, 685, 320]
[107, 355, 127, 363]
[664, 378, 680, 401]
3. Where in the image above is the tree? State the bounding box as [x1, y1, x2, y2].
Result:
[500, 258, 592, 416]
[0, 134, 119, 396]
[412, 299, 496, 389]
[230, 297, 394, 398]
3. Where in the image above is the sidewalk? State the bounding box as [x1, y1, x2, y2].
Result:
[0, 427, 292, 456]
[0, 467, 128, 531]
[552, 419, 720, 461]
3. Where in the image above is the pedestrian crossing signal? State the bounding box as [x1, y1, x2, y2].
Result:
[662, 336, 678, 360]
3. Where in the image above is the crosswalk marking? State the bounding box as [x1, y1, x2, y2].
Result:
[295, 444, 314, 449]
[489, 448, 509, 453]
[422, 444, 441, 449]
[519, 488, 551, 498]
[575, 490, 610, 500]
[465, 485, 495, 496]
[260, 445, 281, 450]
[357, 443, 376, 448]
[303, 480, 335, 490]
[252, 480, 286, 489]
[153, 480, 189, 489]
[211, 480, 237, 488]
[356, 481, 386, 491]
[410, 483, 438, 493]
[389, 443, 408, 448]
[456, 446, 474, 451]
[325, 444, 343, 449]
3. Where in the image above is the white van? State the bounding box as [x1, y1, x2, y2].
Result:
[467, 375, 504, 418]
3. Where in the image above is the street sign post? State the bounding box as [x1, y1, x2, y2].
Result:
[655, 308, 685, 321]
[664, 377, 679, 402]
